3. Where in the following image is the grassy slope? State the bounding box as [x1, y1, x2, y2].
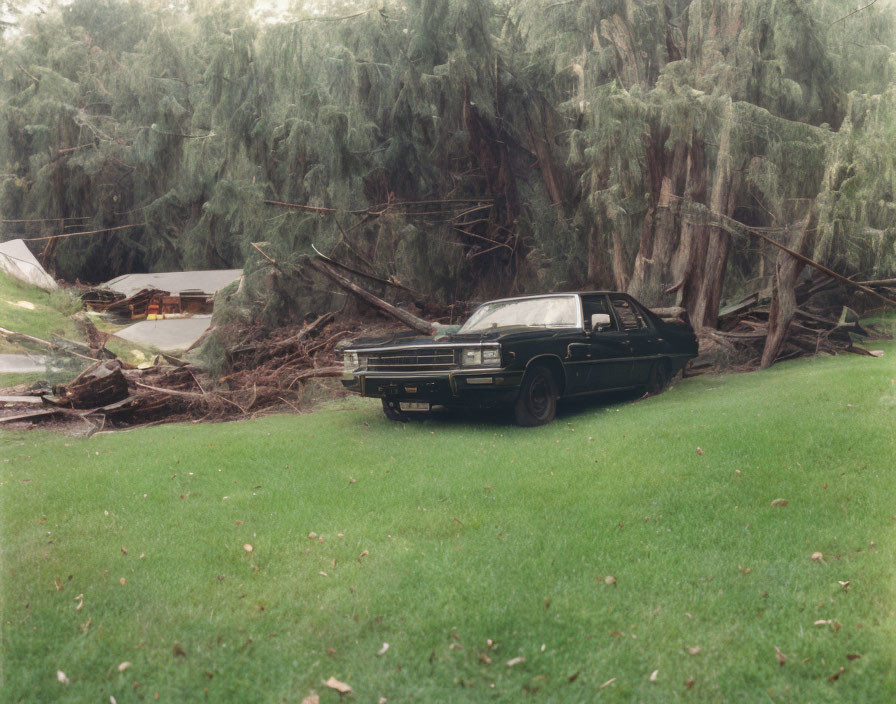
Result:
[1, 344, 895, 703]
[0, 273, 158, 387]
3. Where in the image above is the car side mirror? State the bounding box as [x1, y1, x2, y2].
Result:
[591, 313, 611, 331]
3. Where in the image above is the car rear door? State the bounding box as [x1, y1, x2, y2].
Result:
[609, 295, 656, 385]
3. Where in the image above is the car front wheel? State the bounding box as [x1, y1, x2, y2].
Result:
[514, 365, 558, 426]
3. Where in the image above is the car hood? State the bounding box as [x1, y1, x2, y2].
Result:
[347, 326, 570, 349]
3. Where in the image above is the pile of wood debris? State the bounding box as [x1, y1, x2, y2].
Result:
[0, 313, 371, 433]
[692, 273, 886, 372]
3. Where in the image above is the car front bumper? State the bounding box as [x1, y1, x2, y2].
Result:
[341, 369, 524, 407]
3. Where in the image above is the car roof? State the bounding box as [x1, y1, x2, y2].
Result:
[479, 291, 625, 304]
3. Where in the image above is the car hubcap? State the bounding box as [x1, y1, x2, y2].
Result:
[529, 376, 550, 417]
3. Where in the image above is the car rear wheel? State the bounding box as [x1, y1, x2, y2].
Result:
[514, 365, 558, 426]
[646, 359, 672, 394]
[381, 399, 408, 422]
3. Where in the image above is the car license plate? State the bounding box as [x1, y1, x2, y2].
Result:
[399, 402, 431, 412]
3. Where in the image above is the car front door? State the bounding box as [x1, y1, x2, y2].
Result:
[581, 294, 634, 391]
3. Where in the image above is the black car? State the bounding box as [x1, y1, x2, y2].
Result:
[341, 292, 698, 425]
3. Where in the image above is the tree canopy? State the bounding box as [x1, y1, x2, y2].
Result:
[2, 0, 895, 327]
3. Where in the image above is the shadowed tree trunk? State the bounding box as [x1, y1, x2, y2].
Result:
[761, 208, 819, 368]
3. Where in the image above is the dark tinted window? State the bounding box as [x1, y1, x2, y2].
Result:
[611, 297, 647, 331]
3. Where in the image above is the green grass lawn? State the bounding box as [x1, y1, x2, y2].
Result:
[1, 343, 895, 702]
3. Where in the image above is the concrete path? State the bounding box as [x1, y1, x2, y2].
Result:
[0, 354, 47, 374]
[114, 316, 212, 352]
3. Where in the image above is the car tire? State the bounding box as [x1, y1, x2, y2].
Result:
[381, 399, 408, 422]
[646, 359, 672, 394]
[514, 365, 558, 426]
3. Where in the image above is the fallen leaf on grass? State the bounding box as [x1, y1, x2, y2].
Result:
[846, 653, 861, 661]
[121, 546, 128, 555]
[775, 646, 787, 666]
[325, 677, 352, 694]
[738, 566, 752, 574]
[688, 646, 701, 655]
[377, 642, 389, 656]
[649, 669, 659, 682]
[568, 672, 579, 682]
[599, 677, 616, 689]
[119, 578, 126, 586]
[838, 580, 850, 592]
[696, 447, 704, 456]
[811, 552, 824, 562]
[813, 619, 842, 631]
[75, 594, 83, 611]
[604, 576, 617, 586]
[308, 532, 318, 540]
[449, 643, 463, 651]
[478, 652, 492, 665]
[118, 662, 131, 672]
[54, 577, 63, 591]
[300, 696, 319, 704]
[57, 670, 70, 685]
[828, 666, 845, 681]
[770, 499, 788, 507]
[685, 678, 695, 688]
[243, 544, 253, 553]
[506, 657, 525, 667]
[172, 642, 186, 658]
[359, 550, 369, 558]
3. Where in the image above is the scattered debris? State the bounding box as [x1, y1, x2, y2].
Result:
[695, 273, 882, 372]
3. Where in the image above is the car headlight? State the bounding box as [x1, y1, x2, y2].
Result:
[481, 348, 501, 366]
[343, 351, 359, 373]
[461, 349, 481, 366]
[460, 347, 501, 367]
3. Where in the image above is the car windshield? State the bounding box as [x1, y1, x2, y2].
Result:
[459, 296, 579, 332]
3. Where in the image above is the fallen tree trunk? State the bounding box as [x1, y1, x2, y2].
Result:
[0, 326, 97, 362]
[304, 256, 436, 335]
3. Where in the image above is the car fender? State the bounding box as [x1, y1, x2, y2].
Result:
[524, 354, 567, 396]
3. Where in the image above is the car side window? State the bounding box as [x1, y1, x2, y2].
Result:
[581, 295, 616, 332]
[610, 297, 647, 331]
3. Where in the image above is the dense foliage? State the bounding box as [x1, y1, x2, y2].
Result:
[2, 0, 895, 326]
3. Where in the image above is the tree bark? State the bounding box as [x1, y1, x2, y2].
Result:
[761, 208, 819, 368]
[690, 98, 737, 329]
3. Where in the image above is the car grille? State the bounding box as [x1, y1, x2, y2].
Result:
[365, 347, 456, 373]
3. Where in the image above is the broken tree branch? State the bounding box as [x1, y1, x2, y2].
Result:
[0, 326, 97, 362]
[674, 196, 896, 308]
[304, 257, 436, 335]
